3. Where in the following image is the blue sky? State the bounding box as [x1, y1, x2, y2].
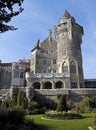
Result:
[0, 0, 96, 79]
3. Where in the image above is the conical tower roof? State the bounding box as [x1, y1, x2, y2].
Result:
[64, 10, 71, 17]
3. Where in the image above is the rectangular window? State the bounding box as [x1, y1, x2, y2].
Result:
[53, 59, 56, 64]
[71, 82, 77, 88]
[70, 66, 76, 73]
[62, 50, 67, 56]
[53, 70, 56, 73]
[20, 72, 23, 78]
[48, 69, 51, 73]
[46, 49, 49, 54]
[63, 66, 68, 72]
[14, 71, 19, 78]
[43, 60, 47, 65]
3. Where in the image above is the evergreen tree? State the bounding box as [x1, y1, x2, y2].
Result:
[0, 0, 24, 33]
[56, 95, 68, 112]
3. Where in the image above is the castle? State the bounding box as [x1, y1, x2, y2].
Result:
[0, 10, 96, 103]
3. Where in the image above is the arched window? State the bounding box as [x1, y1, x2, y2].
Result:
[44, 81, 52, 89]
[70, 61, 76, 74]
[33, 82, 40, 89]
[62, 61, 68, 73]
[56, 81, 63, 89]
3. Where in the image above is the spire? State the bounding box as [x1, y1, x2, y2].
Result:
[64, 10, 71, 17]
[31, 39, 40, 52]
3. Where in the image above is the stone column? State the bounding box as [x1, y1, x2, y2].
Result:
[52, 81, 55, 89]
[41, 82, 44, 89]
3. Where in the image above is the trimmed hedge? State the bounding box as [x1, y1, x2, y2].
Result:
[44, 112, 83, 120]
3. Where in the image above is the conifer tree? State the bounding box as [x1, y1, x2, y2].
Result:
[56, 95, 68, 112]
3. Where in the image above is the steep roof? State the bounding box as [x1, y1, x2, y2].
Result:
[0, 63, 12, 67]
[64, 10, 71, 17]
[31, 39, 40, 52]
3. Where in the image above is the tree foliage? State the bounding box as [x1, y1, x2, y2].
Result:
[56, 95, 68, 112]
[0, 0, 24, 33]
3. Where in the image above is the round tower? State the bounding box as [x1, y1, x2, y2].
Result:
[54, 10, 84, 88]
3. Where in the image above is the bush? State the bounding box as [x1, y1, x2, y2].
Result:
[56, 95, 68, 112]
[79, 97, 90, 113]
[44, 111, 83, 120]
[0, 106, 37, 130]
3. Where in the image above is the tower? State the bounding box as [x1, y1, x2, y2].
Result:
[54, 10, 84, 88]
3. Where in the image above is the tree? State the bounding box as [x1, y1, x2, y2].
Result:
[56, 95, 68, 112]
[0, 0, 24, 33]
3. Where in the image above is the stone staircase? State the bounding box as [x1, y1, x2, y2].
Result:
[0, 89, 10, 101]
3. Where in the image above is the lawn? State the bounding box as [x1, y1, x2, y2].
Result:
[26, 113, 94, 130]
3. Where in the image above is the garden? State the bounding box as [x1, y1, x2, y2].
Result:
[0, 89, 96, 130]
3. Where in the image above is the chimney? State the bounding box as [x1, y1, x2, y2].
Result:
[48, 30, 52, 41]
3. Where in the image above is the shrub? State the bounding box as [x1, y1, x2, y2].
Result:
[44, 111, 83, 120]
[79, 97, 90, 113]
[27, 101, 39, 114]
[56, 95, 68, 112]
[89, 96, 96, 108]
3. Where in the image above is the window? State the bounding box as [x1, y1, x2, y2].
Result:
[53, 70, 56, 73]
[43, 60, 47, 65]
[63, 22, 67, 25]
[48, 69, 51, 73]
[70, 66, 76, 73]
[63, 66, 68, 72]
[20, 72, 23, 78]
[70, 61, 76, 74]
[53, 59, 56, 64]
[80, 83, 83, 88]
[78, 65, 81, 74]
[62, 50, 67, 56]
[46, 49, 49, 54]
[71, 82, 77, 88]
[14, 71, 19, 78]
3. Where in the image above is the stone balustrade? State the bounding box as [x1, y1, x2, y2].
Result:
[25, 72, 70, 79]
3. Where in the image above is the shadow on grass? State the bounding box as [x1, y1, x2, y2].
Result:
[37, 124, 49, 130]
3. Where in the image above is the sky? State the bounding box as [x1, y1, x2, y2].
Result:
[0, 0, 96, 79]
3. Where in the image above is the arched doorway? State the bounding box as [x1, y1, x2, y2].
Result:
[33, 82, 40, 89]
[44, 81, 52, 89]
[56, 81, 63, 89]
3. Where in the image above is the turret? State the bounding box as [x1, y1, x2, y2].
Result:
[55, 10, 84, 88]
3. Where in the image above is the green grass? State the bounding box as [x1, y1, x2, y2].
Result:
[26, 113, 94, 130]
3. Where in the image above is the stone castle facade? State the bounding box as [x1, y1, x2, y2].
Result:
[27, 10, 84, 90]
[0, 10, 96, 102]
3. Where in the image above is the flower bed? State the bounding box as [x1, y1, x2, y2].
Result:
[43, 111, 83, 120]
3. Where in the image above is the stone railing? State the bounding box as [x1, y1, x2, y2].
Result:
[25, 72, 70, 79]
[34, 88, 96, 96]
